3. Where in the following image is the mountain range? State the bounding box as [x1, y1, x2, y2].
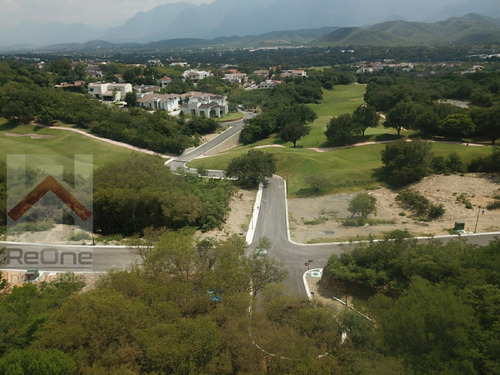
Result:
[1, 0, 499, 48]
[311, 13, 500, 47]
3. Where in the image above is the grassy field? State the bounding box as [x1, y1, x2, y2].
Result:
[0, 119, 157, 171]
[188, 84, 495, 195]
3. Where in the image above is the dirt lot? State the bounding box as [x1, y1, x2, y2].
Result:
[289, 174, 500, 243]
[197, 189, 256, 242]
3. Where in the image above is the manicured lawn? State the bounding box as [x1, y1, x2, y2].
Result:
[0, 119, 157, 170]
[259, 84, 368, 149]
[217, 112, 245, 122]
[307, 84, 367, 118]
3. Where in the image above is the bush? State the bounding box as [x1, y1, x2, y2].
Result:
[428, 204, 445, 219]
[396, 190, 430, 216]
[381, 139, 432, 187]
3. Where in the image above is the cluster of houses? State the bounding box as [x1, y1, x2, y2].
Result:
[356, 62, 413, 74]
[84, 63, 309, 117]
[87, 81, 228, 119]
[137, 91, 228, 118]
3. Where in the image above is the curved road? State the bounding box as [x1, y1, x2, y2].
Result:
[167, 111, 254, 178]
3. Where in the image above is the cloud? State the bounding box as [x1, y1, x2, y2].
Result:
[0, 0, 213, 28]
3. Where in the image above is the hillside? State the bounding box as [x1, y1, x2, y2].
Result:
[311, 13, 500, 46]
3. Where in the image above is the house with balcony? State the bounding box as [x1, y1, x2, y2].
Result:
[179, 92, 228, 118]
[182, 69, 212, 84]
[87, 82, 132, 102]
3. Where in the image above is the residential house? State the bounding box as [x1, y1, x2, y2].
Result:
[133, 84, 160, 94]
[137, 93, 181, 112]
[85, 63, 103, 79]
[280, 69, 307, 79]
[182, 69, 212, 84]
[147, 59, 163, 67]
[87, 82, 132, 102]
[158, 76, 172, 88]
[258, 80, 282, 89]
[253, 69, 269, 76]
[224, 72, 247, 85]
[170, 62, 189, 67]
[179, 91, 228, 118]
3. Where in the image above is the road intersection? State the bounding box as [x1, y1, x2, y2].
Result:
[2, 114, 499, 295]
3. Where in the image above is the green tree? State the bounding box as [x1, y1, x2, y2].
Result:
[325, 113, 362, 145]
[280, 120, 310, 147]
[124, 91, 137, 107]
[440, 113, 476, 139]
[0, 349, 76, 375]
[376, 278, 478, 375]
[385, 101, 417, 136]
[225, 150, 277, 188]
[473, 106, 500, 145]
[381, 139, 432, 187]
[353, 104, 379, 136]
[348, 192, 377, 218]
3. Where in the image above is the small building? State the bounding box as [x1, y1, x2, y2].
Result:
[158, 76, 172, 89]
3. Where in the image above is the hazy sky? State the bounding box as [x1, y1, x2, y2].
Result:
[0, 0, 214, 28]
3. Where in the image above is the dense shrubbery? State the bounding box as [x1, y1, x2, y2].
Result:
[240, 80, 318, 144]
[364, 71, 500, 143]
[94, 156, 234, 235]
[323, 238, 500, 374]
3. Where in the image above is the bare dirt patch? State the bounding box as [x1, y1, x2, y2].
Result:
[289, 174, 500, 243]
[4, 132, 54, 139]
[197, 188, 256, 242]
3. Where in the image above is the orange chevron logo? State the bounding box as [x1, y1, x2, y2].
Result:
[8, 175, 92, 222]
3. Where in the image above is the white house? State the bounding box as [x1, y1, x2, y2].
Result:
[179, 92, 228, 118]
[87, 83, 132, 102]
[280, 69, 307, 78]
[182, 69, 212, 84]
[224, 72, 247, 85]
[158, 76, 171, 88]
[137, 93, 181, 112]
[170, 62, 189, 67]
[258, 80, 282, 89]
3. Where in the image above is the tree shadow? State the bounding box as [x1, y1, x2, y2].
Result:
[0, 120, 21, 132]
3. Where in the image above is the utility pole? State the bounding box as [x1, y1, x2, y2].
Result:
[474, 206, 484, 233]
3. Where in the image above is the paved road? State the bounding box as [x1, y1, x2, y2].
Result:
[0, 242, 138, 272]
[167, 111, 254, 178]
